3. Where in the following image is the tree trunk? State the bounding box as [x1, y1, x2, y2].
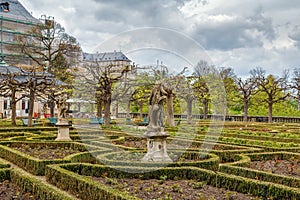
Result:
[186, 98, 193, 124]
[78, 103, 81, 112]
[96, 100, 102, 118]
[203, 99, 208, 119]
[115, 101, 119, 118]
[104, 97, 111, 127]
[139, 103, 143, 118]
[11, 89, 17, 126]
[243, 98, 248, 122]
[166, 95, 175, 127]
[50, 99, 55, 117]
[27, 89, 35, 127]
[126, 100, 131, 118]
[268, 102, 273, 123]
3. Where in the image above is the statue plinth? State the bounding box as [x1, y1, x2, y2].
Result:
[142, 126, 172, 162]
[55, 118, 71, 141]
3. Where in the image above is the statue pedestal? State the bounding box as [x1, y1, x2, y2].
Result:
[142, 128, 171, 162]
[55, 118, 71, 141]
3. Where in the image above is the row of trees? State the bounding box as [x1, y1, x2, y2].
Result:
[100, 62, 300, 125]
[0, 16, 299, 127]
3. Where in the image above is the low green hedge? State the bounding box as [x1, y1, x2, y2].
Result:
[46, 163, 300, 199]
[0, 157, 11, 169]
[219, 131, 300, 144]
[46, 164, 138, 200]
[221, 154, 251, 167]
[0, 141, 100, 175]
[220, 164, 300, 189]
[246, 151, 300, 161]
[0, 127, 57, 133]
[0, 168, 10, 182]
[66, 149, 111, 164]
[220, 152, 300, 188]
[11, 168, 76, 200]
[97, 150, 219, 171]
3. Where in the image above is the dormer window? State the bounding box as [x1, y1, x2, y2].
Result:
[0, 2, 9, 12]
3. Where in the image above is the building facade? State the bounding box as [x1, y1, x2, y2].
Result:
[0, 0, 42, 118]
[0, 0, 40, 65]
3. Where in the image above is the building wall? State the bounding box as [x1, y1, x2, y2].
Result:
[0, 95, 42, 118]
[0, 16, 38, 65]
[0, 2, 43, 118]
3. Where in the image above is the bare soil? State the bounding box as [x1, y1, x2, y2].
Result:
[90, 176, 263, 200]
[249, 159, 300, 178]
[10, 144, 83, 160]
[0, 180, 36, 200]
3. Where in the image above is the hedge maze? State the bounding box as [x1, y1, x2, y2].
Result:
[0, 121, 299, 199]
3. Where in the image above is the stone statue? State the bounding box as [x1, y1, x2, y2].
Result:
[57, 95, 67, 118]
[142, 81, 171, 162]
[148, 81, 167, 131]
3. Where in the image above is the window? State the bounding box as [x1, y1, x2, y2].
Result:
[7, 33, 13, 42]
[3, 100, 7, 110]
[22, 100, 26, 110]
[0, 2, 9, 12]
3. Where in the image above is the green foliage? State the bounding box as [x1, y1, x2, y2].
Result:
[0, 141, 91, 175]
[220, 152, 300, 188]
[47, 163, 300, 199]
[11, 168, 75, 200]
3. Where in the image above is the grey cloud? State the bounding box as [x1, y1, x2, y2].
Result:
[190, 9, 275, 50]
[289, 25, 300, 48]
[91, 0, 187, 29]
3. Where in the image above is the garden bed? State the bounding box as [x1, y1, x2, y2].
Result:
[89, 176, 260, 200]
[46, 163, 300, 199]
[0, 141, 95, 175]
[249, 157, 300, 178]
[9, 143, 83, 160]
[96, 150, 219, 170]
[0, 180, 36, 200]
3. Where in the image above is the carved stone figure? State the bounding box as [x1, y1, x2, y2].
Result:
[148, 81, 167, 131]
[58, 95, 67, 118]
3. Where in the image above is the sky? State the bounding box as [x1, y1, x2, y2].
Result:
[20, 0, 300, 77]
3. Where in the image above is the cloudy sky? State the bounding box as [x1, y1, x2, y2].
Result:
[20, 0, 300, 77]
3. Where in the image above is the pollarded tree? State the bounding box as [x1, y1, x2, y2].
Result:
[193, 61, 212, 119]
[234, 77, 257, 121]
[12, 18, 81, 117]
[0, 66, 28, 125]
[159, 66, 187, 127]
[194, 60, 227, 119]
[250, 67, 290, 122]
[23, 67, 54, 127]
[177, 76, 196, 124]
[78, 62, 131, 126]
[14, 19, 81, 75]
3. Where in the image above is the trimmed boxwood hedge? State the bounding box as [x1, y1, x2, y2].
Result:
[0, 141, 102, 175]
[0, 157, 11, 169]
[0, 169, 10, 182]
[10, 168, 76, 200]
[220, 152, 300, 188]
[0, 127, 57, 133]
[110, 136, 263, 162]
[46, 163, 300, 199]
[96, 150, 220, 171]
[46, 164, 139, 200]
